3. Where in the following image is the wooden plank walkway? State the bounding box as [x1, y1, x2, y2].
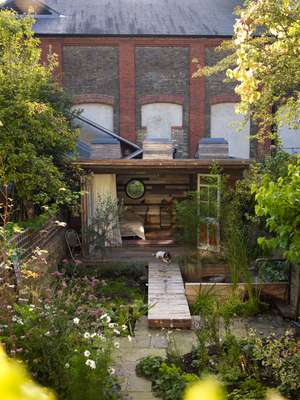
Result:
[148, 262, 192, 329]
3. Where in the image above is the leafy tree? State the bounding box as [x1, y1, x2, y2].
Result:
[0, 10, 79, 219]
[253, 156, 300, 264]
[196, 0, 300, 141]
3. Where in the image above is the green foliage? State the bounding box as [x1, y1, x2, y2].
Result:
[228, 379, 266, 400]
[175, 192, 199, 246]
[138, 328, 299, 400]
[220, 168, 262, 284]
[254, 155, 300, 264]
[84, 195, 123, 256]
[59, 261, 148, 336]
[197, 0, 300, 141]
[191, 286, 262, 333]
[136, 356, 164, 379]
[62, 260, 147, 281]
[223, 205, 250, 287]
[0, 277, 123, 400]
[252, 331, 300, 397]
[0, 10, 79, 216]
[136, 358, 198, 400]
[258, 260, 290, 283]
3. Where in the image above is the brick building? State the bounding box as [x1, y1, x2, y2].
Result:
[3, 0, 298, 247]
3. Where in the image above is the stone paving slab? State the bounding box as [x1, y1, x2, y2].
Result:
[116, 314, 291, 399]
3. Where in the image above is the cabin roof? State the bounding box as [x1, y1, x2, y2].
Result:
[74, 158, 250, 174]
[1, 0, 242, 36]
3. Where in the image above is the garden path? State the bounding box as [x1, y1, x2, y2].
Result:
[148, 261, 192, 329]
[115, 315, 291, 400]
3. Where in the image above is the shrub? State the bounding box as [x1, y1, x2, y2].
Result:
[228, 379, 266, 400]
[136, 356, 164, 379]
[0, 277, 123, 400]
[136, 357, 198, 400]
[251, 331, 300, 398]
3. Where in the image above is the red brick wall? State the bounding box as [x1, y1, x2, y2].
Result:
[119, 41, 136, 143]
[39, 37, 254, 157]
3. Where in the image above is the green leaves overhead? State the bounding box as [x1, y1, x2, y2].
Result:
[197, 0, 300, 141]
[0, 10, 79, 212]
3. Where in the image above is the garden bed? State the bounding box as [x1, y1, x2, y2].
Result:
[136, 330, 300, 400]
[179, 254, 290, 308]
[185, 282, 289, 305]
[0, 260, 149, 400]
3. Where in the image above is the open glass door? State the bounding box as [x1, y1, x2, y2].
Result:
[197, 174, 221, 252]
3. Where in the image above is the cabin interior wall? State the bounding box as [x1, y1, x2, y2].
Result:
[117, 173, 192, 231]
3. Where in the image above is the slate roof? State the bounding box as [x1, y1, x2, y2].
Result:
[1, 0, 242, 36]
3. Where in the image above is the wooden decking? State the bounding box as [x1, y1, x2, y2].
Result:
[148, 261, 192, 329]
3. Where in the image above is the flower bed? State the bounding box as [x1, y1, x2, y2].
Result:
[0, 261, 148, 400]
[137, 331, 300, 400]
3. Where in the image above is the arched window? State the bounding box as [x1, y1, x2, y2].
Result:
[73, 103, 114, 131]
[211, 103, 250, 159]
[141, 103, 183, 140]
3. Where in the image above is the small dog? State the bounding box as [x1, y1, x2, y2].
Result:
[153, 251, 172, 264]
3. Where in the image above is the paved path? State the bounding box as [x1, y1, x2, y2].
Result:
[148, 262, 192, 329]
[115, 315, 291, 400]
[115, 317, 197, 400]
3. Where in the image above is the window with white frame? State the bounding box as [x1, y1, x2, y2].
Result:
[73, 103, 114, 131]
[197, 174, 221, 252]
[141, 103, 183, 139]
[211, 102, 250, 159]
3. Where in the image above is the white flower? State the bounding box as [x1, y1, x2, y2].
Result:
[108, 323, 115, 329]
[108, 367, 115, 375]
[106, 316, 111, 323]
[114, 342, 120, 349]
[12, 316, 23, 325]
[44, 331, 50, 336]
[98, 334, 106, 341]
[113, 329, 120, 335]
[84, 332, 90, 339]
[73, 317, 80, 325]
[122, 324, 127, 331]
[84, 350, 91, 358]
[128, 335, 132, 342]
[85, 359, 96, 369]
[100, 313, 108, 320]
[65, 363, 70, 369]
[91, 333, 97, 338]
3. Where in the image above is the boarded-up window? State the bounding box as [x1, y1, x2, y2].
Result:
[211, 103, 250, 159]
[277, 108, 300, 154]
[73, 103, 114, 131]
[141, 103, 183, 139]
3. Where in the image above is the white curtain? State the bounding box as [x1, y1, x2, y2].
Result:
[91, 174, 122, 247]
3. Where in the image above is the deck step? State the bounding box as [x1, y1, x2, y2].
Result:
[148, 262, 192, 329]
